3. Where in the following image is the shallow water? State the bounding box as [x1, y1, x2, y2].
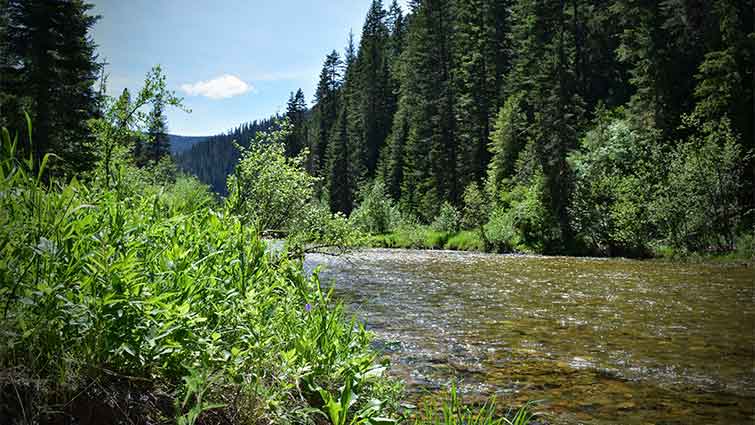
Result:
[305, 249, 755, 424]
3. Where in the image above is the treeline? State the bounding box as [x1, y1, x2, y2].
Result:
[283, 0, 753, 256]
[175, 117, 280, 194]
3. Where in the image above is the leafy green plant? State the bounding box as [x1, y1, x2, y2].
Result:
[0, 119, 400, 424]
[351, 180, 402, 235]
[226, 120, 316, 234]
[651, 115, 746, 253]
[432, 202, 461, 233]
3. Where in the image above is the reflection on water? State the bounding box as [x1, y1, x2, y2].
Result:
[305, 249, 755, 424]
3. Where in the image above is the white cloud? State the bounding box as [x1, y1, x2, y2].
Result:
[180, 74, 253, 99]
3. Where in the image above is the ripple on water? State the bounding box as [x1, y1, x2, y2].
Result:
[306, 249, 755, 424]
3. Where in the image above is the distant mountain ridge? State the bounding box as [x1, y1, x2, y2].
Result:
[168, 134, 209, 155]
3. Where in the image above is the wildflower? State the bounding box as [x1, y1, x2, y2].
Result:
[305, 303, 312, 312]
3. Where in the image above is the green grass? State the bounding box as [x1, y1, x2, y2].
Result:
[413, 385, 539, 425]
[444, 231, 484, 251]
[367, 228, 485, 252]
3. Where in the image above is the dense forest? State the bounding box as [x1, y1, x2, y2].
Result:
[283, 0, 753, 257]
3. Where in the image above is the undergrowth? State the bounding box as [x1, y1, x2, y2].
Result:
[0, 121, 535, 424]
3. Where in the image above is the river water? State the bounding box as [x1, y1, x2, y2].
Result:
[305, 249, 754, 424]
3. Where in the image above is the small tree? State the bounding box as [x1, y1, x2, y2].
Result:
[226, 120, 363, 256]
[350, 179, 400, 235]
[462, 182, 490, 250]
[431, 201, 461, 233]
[226, 120, 316, 234]
[88, 65, 185, 188]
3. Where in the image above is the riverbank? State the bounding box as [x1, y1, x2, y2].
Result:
[366, 227, 755, 264]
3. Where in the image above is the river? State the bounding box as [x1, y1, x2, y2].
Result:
[304, 249, 754, 424]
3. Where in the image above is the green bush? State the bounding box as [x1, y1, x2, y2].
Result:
[567, 109, 659, 256]
[350, 179, 402, 235]
[226, 121, 316, 235]
[431, 202, 461, 233]
[485, 206, 518, 253]
[651, 115, 745, 253]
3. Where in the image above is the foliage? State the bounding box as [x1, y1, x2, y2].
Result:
[0, 0, 101, 175]
[287, 201, 365, 257]
[567, 109, 660, 256]
[88, 65, 186, 188]
[293, 0, 751, 257]
[226, 120, 316, 234]
[486, 94, 527, 197]
[0, 121, 400, 424]
[444, 231, 485, 252]
[431, 202, 461, 234]
[494, 178, 560, 254]
[350, 180, 402, 235]
[462, 183, 490, 250]
[485, 207, 518, 253]
[413, 385, 538, 425]
[651, 115, 746, 253]
[226, 121, 365, 258]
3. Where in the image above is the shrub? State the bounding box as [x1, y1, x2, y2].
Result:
[432, 201, 461, 233]
[651, 115, 746, 253]
[485, 206, 518, 253]
[350, 179, 401, 235]
[568, 109, 659, 256]
[226, 121, 316, 234]
[462, 183, 490, 250]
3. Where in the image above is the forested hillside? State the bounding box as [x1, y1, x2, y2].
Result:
[175, 117, 280, 194]
[282, 0, 753, 256]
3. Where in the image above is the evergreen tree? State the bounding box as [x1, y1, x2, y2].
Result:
[399, 0, 458, 219]
[506, 0, 585, 251]
[452, 0, 511, 187]
[310, 51, 343, 176]
[325, 32, 364, 214]
[0, 0, 102, 174]
[146, 93, 170, 163]
[354, 0, 392, 177]
[285, 88, 307, 157]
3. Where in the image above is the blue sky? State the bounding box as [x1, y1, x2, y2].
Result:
[91, 1, 406, 136]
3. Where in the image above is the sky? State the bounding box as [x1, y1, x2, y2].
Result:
[91, 0, 407, 136]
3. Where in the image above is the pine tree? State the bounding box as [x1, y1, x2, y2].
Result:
[399, 0, 457, 220]
[506, 0, 585, 250]
[0, 0, 102, 174]
[452, 0, 511, 188]
[354, 0, 392, 177]
[325, 32, 364, 214]
[147, 93, 170, 163]
[285, 88, 307, 157]
[325, 103, 353, 214]
[310, 51, 343, 176]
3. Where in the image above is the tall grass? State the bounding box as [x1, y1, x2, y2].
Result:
[0, 123, 400, 423]
[413, 386, 538, 425]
